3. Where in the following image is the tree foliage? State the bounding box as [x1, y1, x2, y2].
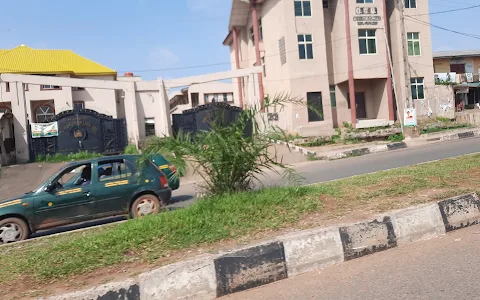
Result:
[142, 94, 312, 196]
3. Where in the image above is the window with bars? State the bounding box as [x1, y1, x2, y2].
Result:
[358, 29, 377, 54]
[407, 32, 421, 56]
[411, 77, 425, 100]
[294, 1, 312, 17]
[405, 0, 416, 8]
[298, 34, 313, 60]
[279, 37, 287, 65]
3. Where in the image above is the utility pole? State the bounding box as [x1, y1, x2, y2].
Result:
[396, 0, 412, 109]
[382, 28, 404, 135]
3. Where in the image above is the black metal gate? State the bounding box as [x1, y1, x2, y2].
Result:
[28, 109, 127, 161]
[172, 103, 251, 137]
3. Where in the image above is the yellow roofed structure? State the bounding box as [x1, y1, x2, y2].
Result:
[0, 45, 116, 76]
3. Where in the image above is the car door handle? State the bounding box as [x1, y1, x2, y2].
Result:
[83, 191, 91, 197]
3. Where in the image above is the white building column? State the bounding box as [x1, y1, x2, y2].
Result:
[156, 77, 172, 137]
[124, 81, 140, 148]
[10, 81, 29, 163]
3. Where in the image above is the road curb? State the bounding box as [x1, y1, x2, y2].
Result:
[40, 192, 480, 300]
[321, 142, 407, 160]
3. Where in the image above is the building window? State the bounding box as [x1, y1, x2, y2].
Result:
[41, 85, 61, 90]
[298, 34, 313, 60]
[35, 105, 55, 122]
[329, 86, 336, 108]
[73, 101, 85, 110]
[407, 32, 421, 56]
[411, 77, 424, 100]
[405, 0, 416, 8]
[191, 93, 199, 107]
[223, 93, 228, 102]
[358, 29, 377, 54]
[145, 118, 155, 137]
[262, 56, 266, 77]
[307, 92, 324, 122]
[5, 82, 10, 92]
[356, 0, 373, 3]
[279, 37, 287, 65]
[294, 1, 312, 17]
[249, 19, 263, 43]
[323, 0, 328, 8]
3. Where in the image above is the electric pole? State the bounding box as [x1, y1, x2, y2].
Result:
[397, 0, 412, 109]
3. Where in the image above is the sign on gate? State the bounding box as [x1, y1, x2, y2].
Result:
[31, 122, 59, 138]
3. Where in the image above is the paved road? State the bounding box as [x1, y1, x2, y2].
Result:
[222, 225, 480, 300]
[176, 137, 480, 201]
[33, 137, 480, 238]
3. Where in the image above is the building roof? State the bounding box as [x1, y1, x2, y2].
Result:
[0, 45, 116, 76]
[433, 50, 480, 59]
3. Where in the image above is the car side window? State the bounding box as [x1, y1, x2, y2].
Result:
[56, 163, 92, 188]
[98, 159, 134, 181]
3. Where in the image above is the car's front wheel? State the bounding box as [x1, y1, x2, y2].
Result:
[0, 218, 30, 244]
[131, 194, 163, 218]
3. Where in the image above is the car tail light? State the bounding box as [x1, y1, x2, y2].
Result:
[160, 174, 169, 188]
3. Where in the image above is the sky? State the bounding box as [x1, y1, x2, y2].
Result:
[0, 0, 477, 81]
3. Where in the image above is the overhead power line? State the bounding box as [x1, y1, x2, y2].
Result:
[413, 4, 480, 16]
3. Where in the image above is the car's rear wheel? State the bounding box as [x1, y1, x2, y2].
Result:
[131, 194, 163, 218]
[0, 218, 29, 244]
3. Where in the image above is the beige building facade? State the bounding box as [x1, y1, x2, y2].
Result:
[223, 0, 435, 135]
[169, 82, 235, 114]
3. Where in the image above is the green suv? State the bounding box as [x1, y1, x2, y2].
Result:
[0, 155, 172, 244]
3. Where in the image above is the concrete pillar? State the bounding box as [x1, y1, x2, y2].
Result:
[343, 0, 356, 128]
[157, 78, 172, 137]
[232, 28, 244, 108]
[124, 81, 140, 148]
[10, 81, 29, 163]
[383, 0, 395, 122]
[251, 3, 265, 110]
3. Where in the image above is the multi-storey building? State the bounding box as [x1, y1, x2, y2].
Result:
[223, 0, 435, 136]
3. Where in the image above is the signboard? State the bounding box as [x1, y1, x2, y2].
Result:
[31, 122, 59, 138]
[354, 6, 381, 25]
[404, 108, 417, 127]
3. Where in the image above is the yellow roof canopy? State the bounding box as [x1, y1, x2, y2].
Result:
[0, 45, 116, 76]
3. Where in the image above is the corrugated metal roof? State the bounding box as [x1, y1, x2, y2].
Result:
[433, 50, 480, 59]
[0, 45, 116, 75]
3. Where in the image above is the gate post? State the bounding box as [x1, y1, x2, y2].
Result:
[157, 77, 172, 137]
[10, 81, 30, 163]
[124, 81, 140, 149]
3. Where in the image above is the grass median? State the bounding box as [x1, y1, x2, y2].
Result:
[3, 153, 480, 291]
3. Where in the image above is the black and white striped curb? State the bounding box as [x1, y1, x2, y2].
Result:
[271, 139, 317, 156]
[322, 142, 407, 160]
[427, 129, 480, 142]
[39, 192, 480, 300]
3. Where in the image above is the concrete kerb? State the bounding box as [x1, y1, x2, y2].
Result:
[271, 129, 480, 161]
[40, 192, 480, 300]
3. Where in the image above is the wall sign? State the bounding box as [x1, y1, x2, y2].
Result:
[31, 122, 59, 138]
[404, 108, 417, 127]
[354, 7, 381, 26]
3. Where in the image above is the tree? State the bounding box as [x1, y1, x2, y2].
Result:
[141, 94, 310, 196]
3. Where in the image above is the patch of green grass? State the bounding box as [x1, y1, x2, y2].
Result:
[124, 144, 139, 154]
[4, 153, 480, 287]
[421, 123, 471, 135]
[35, 151, 103, 163]
[307, 153, 320, 161]
[388, 133, 405, 142]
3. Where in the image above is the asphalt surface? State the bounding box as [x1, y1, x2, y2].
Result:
[222, 225, 480, 300]
[173, 136, 480, 201]
[33, 137, 480, 238]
